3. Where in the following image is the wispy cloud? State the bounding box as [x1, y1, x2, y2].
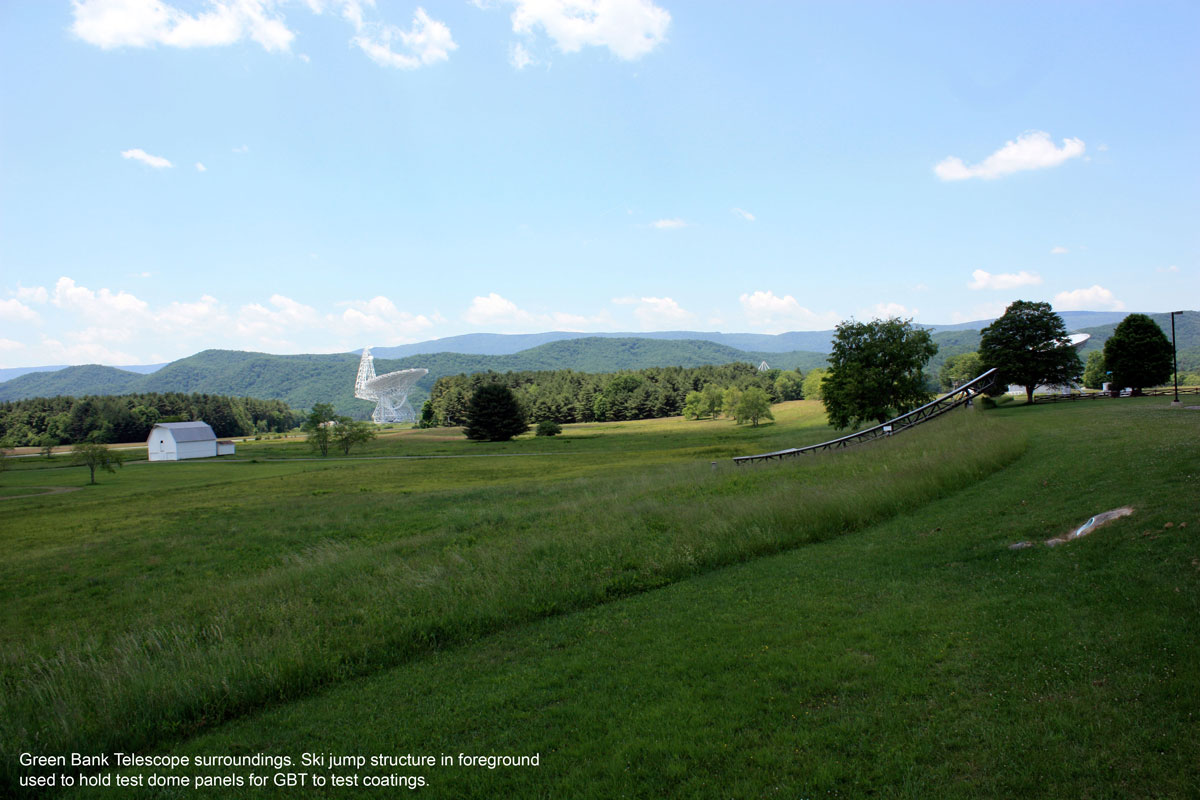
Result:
[509, 41, 535, 69]
[1157, 265, 1180, 273]
[651, 218, 688, 230]
[72, 0, 295, 52]
[121, 148, 172, 168]
[1050, 246, 1069, 254]
[353, 8, 457, 69]
[731, 207, 755, 222]
[967, 269, 1043, 290]
[495, 0, 671, 61]
[195, 162, 207, 172]
[935, 131, 1085, 181]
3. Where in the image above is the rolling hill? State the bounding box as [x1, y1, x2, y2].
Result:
[2, 312, 1193, 416]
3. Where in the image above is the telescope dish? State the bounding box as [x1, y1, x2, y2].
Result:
[354, 348, 428, 423]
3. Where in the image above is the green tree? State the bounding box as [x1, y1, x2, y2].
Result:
[699, 383, 723, 420]
[464, 384, 529, 441]
[1082, 350, 1107, 390]
[735, 386, 774, 426]
[1102, 313, 1173, 394]
[71, 440, 122, 485]
[802, 368, 828, 401]
[938, 352, 982, 391]
[821, 318, 937, 429]
[535, 419, 562, 437]
[682, 390, 704, 420]
[303, 403, 338, 456]
[333, 419, 376, 455]
[773, 369, 804, 401]
[418, 400, 437, 428]
[721, 386, 743, 419]
[978, 300, 1083, 405]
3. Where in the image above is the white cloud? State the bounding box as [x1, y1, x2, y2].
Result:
[935, 131, 1085, 181]
[1050, 246, 1069, 254]
[967, 269, 1043, 290]
[964, 271, 1041, 292]
[72, 0, 295, 52]
[464, 293, 534, 326]
[353, 8, 457, 69]
[509, 41, 535, 69]
[1054, 285, 1124, 311]
[232, 144, 250, 153]
[739, 290, 839, 332]
[463, 293, 608, 331]
[334, 296, 437, 343]
[731, 207, 755, 222]
[0, 338, 24, 353]
[1157, 265, 1180, 273]
[14, 285, 49, 304]
[623, 296, 689, 327]
[859, 302, 917, 320]
[1051, 286, 1123, 311]
[651, 218, 687, 229]
[52, 276, 149, 321]
[0, 299, 41, 323]
[501, 0, 670, 60]
[195, 162, 207, 172]
[121, 148, 173, 168]
[236, 294, 321, 342]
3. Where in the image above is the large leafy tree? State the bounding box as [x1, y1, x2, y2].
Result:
[979, 300, 1082, 404]
[821, 317, 937, 429]
[734, 386, 774, 426]
[464, 383, 529, 441]
[1103, 313, 1172, 394]
[303, 403, 338, 456]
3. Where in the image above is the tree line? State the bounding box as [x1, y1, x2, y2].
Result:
[424, 363, 809, 427]
[0, 392, 302, 447]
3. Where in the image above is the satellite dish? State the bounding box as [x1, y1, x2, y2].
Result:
[354, 348, 428, 423]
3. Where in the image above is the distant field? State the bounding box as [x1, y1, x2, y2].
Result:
[3, 399, 1198, 797]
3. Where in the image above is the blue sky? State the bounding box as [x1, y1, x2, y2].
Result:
[1, 1, 1196, 366]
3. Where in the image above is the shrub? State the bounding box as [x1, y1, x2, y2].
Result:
[535, 420, 562, 437]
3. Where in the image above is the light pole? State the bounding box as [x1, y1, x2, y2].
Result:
[1170, 311, 1183, 406]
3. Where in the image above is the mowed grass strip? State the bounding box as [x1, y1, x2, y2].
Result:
[64, 399, 1200, 799]
[2, 405, 1023, 792]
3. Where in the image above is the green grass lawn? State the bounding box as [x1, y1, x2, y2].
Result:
[4, 400, 1198, 797]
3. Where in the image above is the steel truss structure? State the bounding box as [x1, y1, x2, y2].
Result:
[733, 368, 998, 465]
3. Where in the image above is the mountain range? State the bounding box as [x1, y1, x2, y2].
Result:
[0, 311, 1194, 416]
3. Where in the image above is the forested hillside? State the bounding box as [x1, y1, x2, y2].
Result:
[2, 314, 1193, 417]
[0, 392, 300, 447]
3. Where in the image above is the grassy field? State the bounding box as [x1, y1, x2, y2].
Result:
[3, 399, 1198, 797]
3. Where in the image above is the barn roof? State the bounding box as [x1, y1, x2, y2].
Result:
[154, 421, 217, 442]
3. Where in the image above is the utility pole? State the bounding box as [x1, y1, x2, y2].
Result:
[1170, 311, 1183, 406]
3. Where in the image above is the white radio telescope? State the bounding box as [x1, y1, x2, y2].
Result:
[354, 348, 428, 423]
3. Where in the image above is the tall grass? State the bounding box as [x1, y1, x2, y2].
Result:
[0, 410, 1023, 792]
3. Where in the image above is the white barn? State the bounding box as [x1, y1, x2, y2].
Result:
[147, 421, 233, 461]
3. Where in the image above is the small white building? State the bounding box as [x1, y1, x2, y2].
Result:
[147, 421, 233, 461]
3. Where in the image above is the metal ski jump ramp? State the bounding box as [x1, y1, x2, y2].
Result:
[733, 368, 998, 465]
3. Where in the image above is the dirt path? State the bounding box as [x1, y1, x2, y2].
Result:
[0, 486, 82, 501]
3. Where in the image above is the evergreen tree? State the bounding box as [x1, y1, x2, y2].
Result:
[464, 384, 529, 441]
